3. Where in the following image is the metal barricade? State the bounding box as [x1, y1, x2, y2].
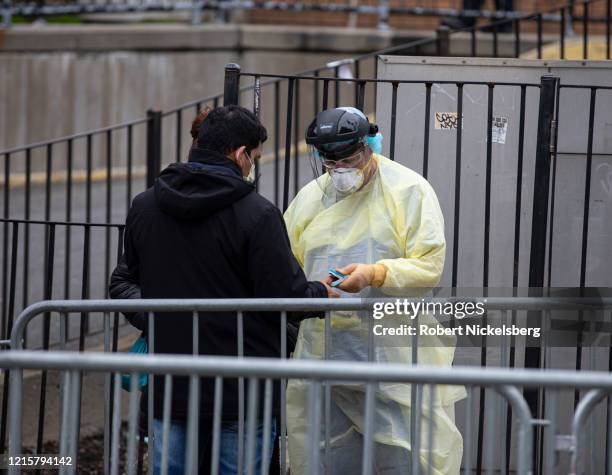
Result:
[3, 349, 612, 474]
[3, 297, 612, 474]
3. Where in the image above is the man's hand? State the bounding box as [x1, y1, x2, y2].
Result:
[335, 263, 387, 293]
[320, 280, 340, 298]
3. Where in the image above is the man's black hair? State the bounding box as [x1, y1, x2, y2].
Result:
[196, 105, 267, 154]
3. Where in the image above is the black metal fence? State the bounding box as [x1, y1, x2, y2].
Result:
[0, 1, 610, 471]
[4, 0, 612, 41]
[1, 0, 609, 221]
[221, 62, 612, 472]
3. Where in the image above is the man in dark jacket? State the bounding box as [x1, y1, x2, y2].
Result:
[111, 105, 337, 474]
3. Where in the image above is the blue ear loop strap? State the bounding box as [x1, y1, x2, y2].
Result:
[366, 132, 383, 154]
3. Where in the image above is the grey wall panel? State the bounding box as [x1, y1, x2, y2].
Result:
[376, 56, 612, 289]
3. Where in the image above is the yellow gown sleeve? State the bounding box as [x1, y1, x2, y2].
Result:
[376, 181, 446, 295]
[283, 197, 305, 268]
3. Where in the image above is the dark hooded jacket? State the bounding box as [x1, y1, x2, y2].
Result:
[115, 148, 326, 420]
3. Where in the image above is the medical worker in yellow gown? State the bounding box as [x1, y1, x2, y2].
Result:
[284, 107, 465, 474]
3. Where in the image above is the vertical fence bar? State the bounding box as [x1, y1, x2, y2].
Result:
[146, 110, 162, 188]
[537, 13, 543, 59]
[477, 84, 494, 475]
[246, 377, 259, 475]
[505, 84, 527, 470]
[484, 84, 494, 289]
[314, 70, 320, 113]
[543, 391, 557, 475]
[280, 311, 288, 474]
[607, 0, 611, 59]
[356, 81, 366, 112]
[103, 311, 111, 475]
[223, 63, 241, 106]
[211, 376, 223, 475]
[362, 382, 375, 475]
[389, 82, 398, 161]
[252, 76, 262, 193]
[112, 227, 124, 355]
[526, 75, 559, 472]
[426, 385, 436, 475]
[422, 83, 432, 178]
[127, 124, 133, 212]
[1, 153, 8, 344]
[261, 378, 273, 475]
[104, 131, 112, 299]
[147, 311, 155, 474]
[546, 82, 561, 291]
[493, 25, 499, 58]
[161, 374, 173, 475]
[110, 373, 121, 475]
[514, 19, 521, 58]
[293, 79, 300, 196]
[324, 311, 331, 474]
[322, 79, 330, 110]
[44, 143, 52, 223]
[471, 28, 477, 57]
[451, 83, 463, 288]
[58, 371, 71, 475]
[22, 149, 31, 319]
[0, 221, 18, 453]
[579, 88, 596, 291]
[608, 393, 612, 475]
[185, 375, 200, 474]
[67, 370, 81, 472]
[411, 384, 422, 475]
[561, 8, 566, 59]
[437, 25, 450, 56]
[484, 389, 497, 475]
[273, 81, 281, 206]
[307, 380, 322, 475]
[282, 78, 295, 212]
[334, 67, 340, 108]
[237, 311, 245, 475]
[36, 223, 55, 454]
[7, 365, 23, 473]
[464, 387, 474, 475]
[86, 135, 92, 223]
[79, 226, 90, 350]
[353, 60, 361, 106]
[65, 140, 73, 304]
[126, 373, 140, 475]
[583, 0, 589, 59]
[373, 56, 378, 113]
[176, 109, 182, 163]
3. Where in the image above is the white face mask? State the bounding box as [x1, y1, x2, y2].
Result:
[330, 167, 363, 194]
[242, 151, 256, 184]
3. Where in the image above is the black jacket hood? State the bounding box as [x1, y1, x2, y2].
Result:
[154, 148, 253, 220]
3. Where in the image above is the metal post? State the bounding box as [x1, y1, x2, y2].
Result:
[377, 0, 389, 30]
[436, 25, 451, 56]
[191, 0, 202, 25]
[223, 63, 241, 106]
[525, 74, 559, 474]
[2, 0, 12, 28]
[146, 109, 162, 188]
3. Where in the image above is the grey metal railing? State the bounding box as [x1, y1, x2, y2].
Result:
[3, 349, 612, 474]
[3, 297, 612, 474]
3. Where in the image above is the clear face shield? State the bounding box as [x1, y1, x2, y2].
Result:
[308, 138, 375, 198]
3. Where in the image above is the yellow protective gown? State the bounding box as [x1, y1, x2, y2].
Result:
[284, 154, 465, 475]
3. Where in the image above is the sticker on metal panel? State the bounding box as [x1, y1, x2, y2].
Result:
[492, 116, 508, 144]
[434, 112, 460, 130]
